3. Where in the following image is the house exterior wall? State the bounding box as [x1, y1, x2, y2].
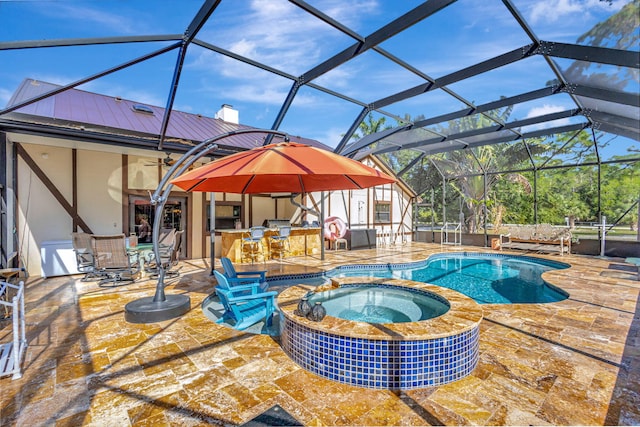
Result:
[127, 155, 160, 190]
[79, 150, 124, 235]
[18, 145, 72, 275]
[5, 136, 414, 276]
[322, 184, 414, 244]
[8, 137, 175, 276]
[16, 143, 124, 276]
[277, 197, 298, 220]
[294, 157, 415, 246]
[251, 196, 274, 228]
[191, 192, 204, 260]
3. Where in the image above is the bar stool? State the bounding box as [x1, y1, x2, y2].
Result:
[270, 226, 291, 260]
[242, 227, 266, 263]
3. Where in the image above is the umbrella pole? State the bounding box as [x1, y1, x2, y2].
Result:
[321, 192, 325, 261]
[210, 194, 215, 275]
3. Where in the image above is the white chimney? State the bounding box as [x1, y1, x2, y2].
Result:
[215, 104, 239, 124]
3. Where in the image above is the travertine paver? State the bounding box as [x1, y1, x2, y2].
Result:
[0, 243, 638, 426]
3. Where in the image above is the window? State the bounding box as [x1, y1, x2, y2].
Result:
[132, 104, 154, 115]
[374, 202, 390, 223]
[205, 203, 242, 231]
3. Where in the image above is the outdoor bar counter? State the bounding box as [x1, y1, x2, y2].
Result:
[220, 227, 322, 263]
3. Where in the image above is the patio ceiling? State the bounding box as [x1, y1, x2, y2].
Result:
[0, 0, 638, 178]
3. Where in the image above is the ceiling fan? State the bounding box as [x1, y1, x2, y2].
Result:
[144, 153, 176, 168]
[144, 153, 197, 170]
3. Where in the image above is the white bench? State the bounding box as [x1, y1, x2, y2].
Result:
[499, 224, 572, 255]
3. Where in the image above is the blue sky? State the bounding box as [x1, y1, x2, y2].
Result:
[0, 0, 637, 155]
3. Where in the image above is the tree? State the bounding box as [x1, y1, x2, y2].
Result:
[536, 166, 595, 225]
[350, 112, 390, 141]
[550, 0, 639, 90]
[601, 161, 640, 230]
[579, 0, 639, 50]
[398, 104, 542, 232]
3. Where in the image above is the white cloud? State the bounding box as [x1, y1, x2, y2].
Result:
[218, 83, 288, 105]
[525, 104, 565, 118]
[529, 0, 582, 23]
[314, 66, 358, 90]
[36, 3, 141, 35]
[215, 0, 337, 74]
[317, 126, 348, 148]
[523, 104, 571, 130]
[528, 0, 626, 24]
[316, 0, 382, 30]
[192, 0, 382, 90]
[184, 0, 385, 119]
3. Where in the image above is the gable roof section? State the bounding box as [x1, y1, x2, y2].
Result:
[5, 78, 329, 151]
[360, 153, 416, 198]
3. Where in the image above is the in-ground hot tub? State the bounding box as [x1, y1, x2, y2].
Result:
[278, 277, 483, 390]
[307, 284, 450, 323]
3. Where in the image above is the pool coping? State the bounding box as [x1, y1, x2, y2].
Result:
[277, 276, 483, 341]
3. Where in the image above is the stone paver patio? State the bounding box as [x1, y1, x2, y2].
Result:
[1, 242, 638, 426]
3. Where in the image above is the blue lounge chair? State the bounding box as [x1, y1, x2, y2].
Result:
[212, 270, 277, 330]
[220, 257, 268, 291]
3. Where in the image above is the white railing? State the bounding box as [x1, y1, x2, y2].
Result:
[575, 216, 610, 257]
[441, 222, 461, 247]
[377, 227, 393, 247]
[0, 281, 26, 380]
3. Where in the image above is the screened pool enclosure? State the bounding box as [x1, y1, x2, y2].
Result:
[1, 0, 638, 257]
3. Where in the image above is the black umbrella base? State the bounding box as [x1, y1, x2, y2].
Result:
[124, 294, 190, 323]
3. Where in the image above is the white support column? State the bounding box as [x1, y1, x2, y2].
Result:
[600, 216, 607, 257]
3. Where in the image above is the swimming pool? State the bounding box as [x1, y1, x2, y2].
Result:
[326, 253, 570, 304]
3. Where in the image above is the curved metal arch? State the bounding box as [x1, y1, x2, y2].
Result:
[125, 128, 287, 323]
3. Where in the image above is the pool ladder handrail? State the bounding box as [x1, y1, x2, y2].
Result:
[377, 227, 393, 247]
[441, 222, 461, 247]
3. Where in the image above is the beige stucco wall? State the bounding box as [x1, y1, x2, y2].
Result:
[251, 195, 275, 227]
[127, 155, 160, 191]
[18, 145, 73, 276]
[9, 136, 175, 277]
[79, 150, 123, 234]
[276, 196, 299, 222]
[16, 143, 123, 276]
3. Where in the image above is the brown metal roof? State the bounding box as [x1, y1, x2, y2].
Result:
[6, 78, 329, 151]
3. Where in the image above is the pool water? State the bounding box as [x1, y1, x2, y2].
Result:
[327, 253, 570, 304]
[308, 284, 450, 323]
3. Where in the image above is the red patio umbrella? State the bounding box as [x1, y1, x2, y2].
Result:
[127, 135, 396, 324]
[170, 141, 396, 193]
